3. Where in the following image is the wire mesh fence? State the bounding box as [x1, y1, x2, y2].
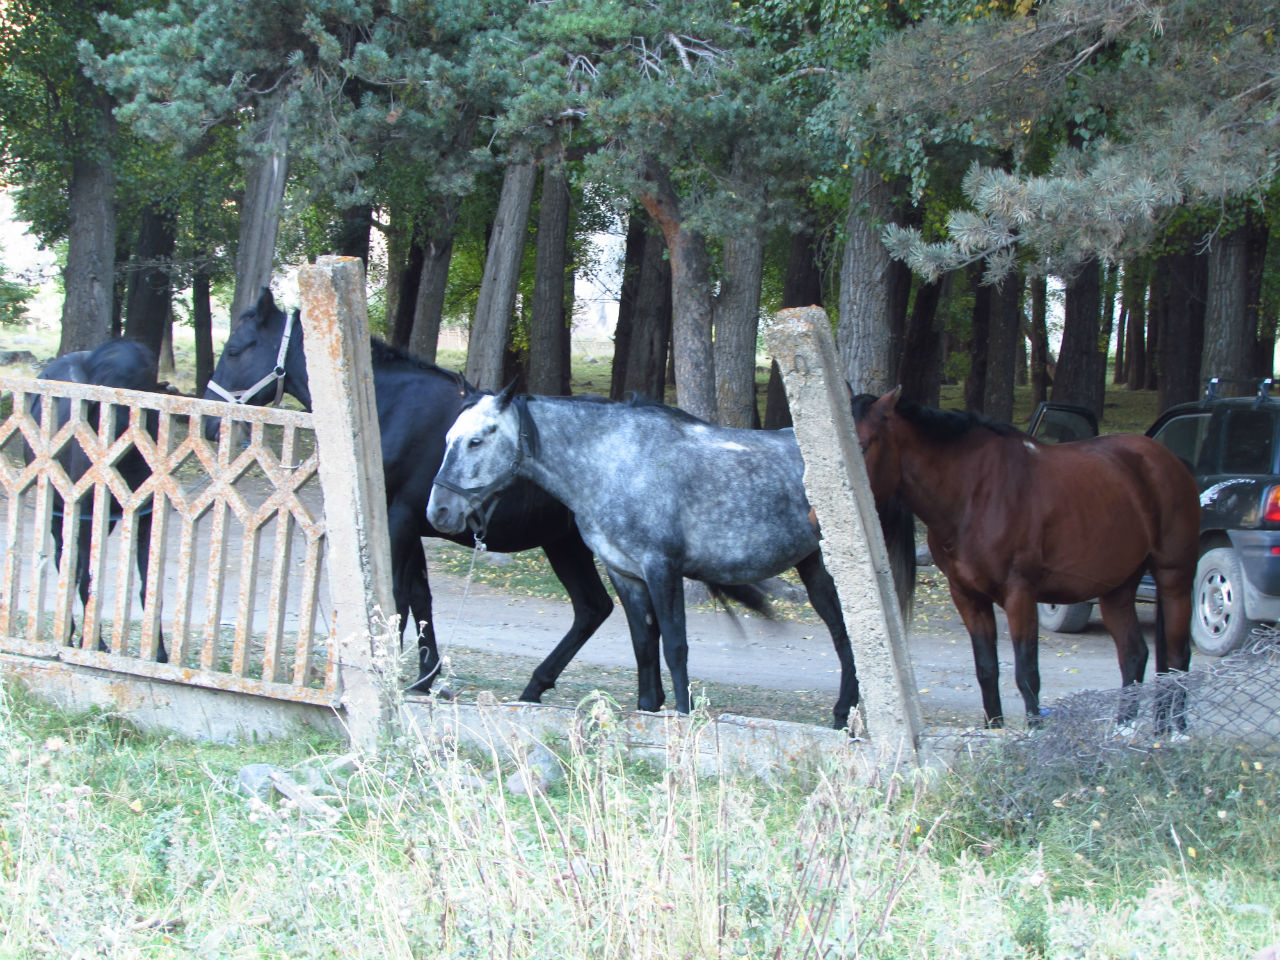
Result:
[941, 626, 1280, 826]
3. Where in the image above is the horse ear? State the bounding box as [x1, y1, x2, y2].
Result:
[495, 380, 518, 410]
[256, 286, 276, 319]
[886, 385, 903, 409]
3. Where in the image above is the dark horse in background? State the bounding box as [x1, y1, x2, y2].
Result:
[427, 386, 917, 730]
[203, 288, 613, 697]
[852, 388, 1200, 733]
[28, 339, 168, 662]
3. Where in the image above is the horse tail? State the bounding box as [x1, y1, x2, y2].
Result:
[1153, 588, 1169, 674]
[705, 582, 776, 620]
[878, 494, 917, 623]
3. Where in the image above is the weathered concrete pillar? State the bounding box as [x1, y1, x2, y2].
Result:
[763, 306, 923, 757]
[297, 256, 400, 753]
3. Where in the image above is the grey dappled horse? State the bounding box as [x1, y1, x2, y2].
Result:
[428, 387, 913, 730]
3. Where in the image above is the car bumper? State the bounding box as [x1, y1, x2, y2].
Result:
[1229, 530, 1280, 622]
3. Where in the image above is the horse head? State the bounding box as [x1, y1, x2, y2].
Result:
[426, 383, 527, 538]
[204, 287, 310, 439]
[850, 386, 905, 501]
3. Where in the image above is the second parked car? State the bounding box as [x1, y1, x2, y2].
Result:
[1031, 379, 1280, 656]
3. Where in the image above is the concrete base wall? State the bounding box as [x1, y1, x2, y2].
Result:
[1, 652, 346, 744]
[4, 652, 972, 778]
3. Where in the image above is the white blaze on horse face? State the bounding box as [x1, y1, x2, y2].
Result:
[441, 395, 518, 487]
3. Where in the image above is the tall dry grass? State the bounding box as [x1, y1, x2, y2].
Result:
[1, 684, 1278, 958]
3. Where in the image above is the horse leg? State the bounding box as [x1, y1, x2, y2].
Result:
[133, 508, 168, 663]
[606, 568, 664, 712]
[950, 586, 1004, 726]
[395, 521, 442, 694]
[1151, 564, 1194, 734]
[519, 535, 613, 703]
[794, 550, 858, 731]
[1097, 582, 1149, 731]
[1004, 588, 1043, 726]
[47, 501, 78, 647]
[642, 562, 691, 713]
[73, 514, 101, 652]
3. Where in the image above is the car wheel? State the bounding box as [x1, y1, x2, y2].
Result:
[1191, 546, 1254, 657]
[1038, 601, 1093, 633]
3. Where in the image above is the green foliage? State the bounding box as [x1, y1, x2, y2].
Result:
[846, 0, 1280, 279]
[0, 263, 35, 324]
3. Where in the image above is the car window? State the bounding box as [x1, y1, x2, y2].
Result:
[1033, 408, 1097, 444]
[1219, 409, 1276, 475]
[1151, 412, 1210, 468]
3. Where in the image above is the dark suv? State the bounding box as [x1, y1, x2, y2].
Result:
[1031, 380, 1280, 656]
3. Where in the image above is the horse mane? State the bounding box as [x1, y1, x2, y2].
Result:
[368, 337, 474, 395]
[851, 393, 1018, 442]
[622, 394, 710, 426]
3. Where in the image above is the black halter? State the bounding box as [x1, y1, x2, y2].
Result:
[206, 309, 297, 407]
[431, 395, 540, 543]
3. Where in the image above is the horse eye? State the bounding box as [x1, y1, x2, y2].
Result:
[468, 436, 483, 448]
[225, 344, 244, 358]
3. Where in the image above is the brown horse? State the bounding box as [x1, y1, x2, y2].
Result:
[852, 388, 1200, 732]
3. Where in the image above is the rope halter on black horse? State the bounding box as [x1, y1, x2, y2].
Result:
[206, 308, 298, 407]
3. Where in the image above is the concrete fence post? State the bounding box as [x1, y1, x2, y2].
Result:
[762, 307, 924, 758]
[297, 256, 400, 752]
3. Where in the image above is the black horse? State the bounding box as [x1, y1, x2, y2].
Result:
[203, 287, 613, 697]
[29, 338, 168, 662]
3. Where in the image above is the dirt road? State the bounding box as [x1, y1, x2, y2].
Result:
[418, 559, 1151, 731]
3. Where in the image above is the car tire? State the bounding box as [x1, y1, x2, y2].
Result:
[1191, 546, 1254, 657]
[1038, 601, 1093, 633]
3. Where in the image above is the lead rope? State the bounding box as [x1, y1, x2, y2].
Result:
[440, 534, 488, 658]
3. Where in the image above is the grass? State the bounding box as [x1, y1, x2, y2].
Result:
[2, 681, 1278, 958]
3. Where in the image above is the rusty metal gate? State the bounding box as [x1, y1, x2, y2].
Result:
[0, 375, 339, 707]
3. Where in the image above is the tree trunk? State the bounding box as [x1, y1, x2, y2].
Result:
[1246, 210, 1271, 378]
[192, 267, 214, 395]
[619, 220, 671, 404]
[230, 92, 289, 324]
[1029, 276, 1049, 406]
[1101, 262, 1118, 391]
[408, 198, 460, 363]
[334, 205, 372, 265]
[1121, 260, 1149, 390]
[983, 271, 1021, 423]
[767, 227, 826, 428]
[391, 236, 425, 349]
[59, 92, 117, 354]
[1153, 248, 1207, 408]
[1200, 223, 1253, 386]
[637, 160, 715, 422]
[964, 266, 991, 412]
[1143, 269, 1161, 391]
[897, 274, 948, 408]
[838, 166, 896, 395]
[467, 160, 537, 390]
[611, 213, 646, 401]
[1051, 260, 1106, 418]
[123, 204, 177, 363]
[527, 162, 572, 396]
[713, 229, 766, 428]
